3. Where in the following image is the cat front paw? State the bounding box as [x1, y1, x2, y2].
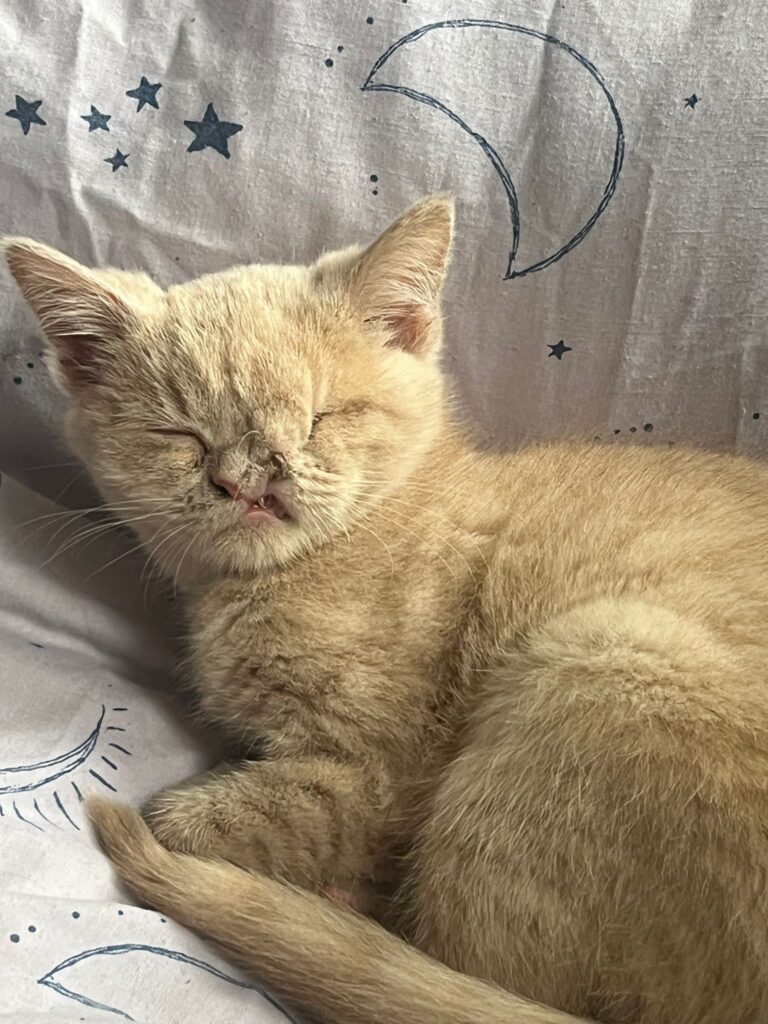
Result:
[142, 775, 274, 876]
[142, 782, 224, 856]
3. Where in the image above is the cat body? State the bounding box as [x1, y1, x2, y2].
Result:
[180, 438, 768, 1024]
[6, 197, 768, 1024]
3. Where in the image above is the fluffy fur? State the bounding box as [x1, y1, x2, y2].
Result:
[6, 197, 768, 1024]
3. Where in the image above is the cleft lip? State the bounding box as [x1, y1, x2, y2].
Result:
[242, 486, 291, 524]
[254, 491, 289, 519]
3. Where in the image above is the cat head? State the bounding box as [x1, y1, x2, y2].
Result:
[5, 196, 454, 578]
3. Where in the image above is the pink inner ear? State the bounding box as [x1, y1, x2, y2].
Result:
[4, 241, 137, 392]
[380, 302, 433, 355]
[56, 334, 104, 389]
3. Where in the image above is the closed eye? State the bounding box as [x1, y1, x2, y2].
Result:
[149, 428, 210, 453]
[309, 412, 328, 439]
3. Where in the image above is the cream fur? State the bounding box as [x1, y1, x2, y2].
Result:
[6, 197, 768, 1024]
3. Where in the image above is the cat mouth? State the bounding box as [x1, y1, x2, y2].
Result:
[242, 491, 290, 524]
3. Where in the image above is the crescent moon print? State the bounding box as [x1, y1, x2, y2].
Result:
[0, 704, 130, 831]
[39, 944, 297, 1023]
[362, 19, 625, 280]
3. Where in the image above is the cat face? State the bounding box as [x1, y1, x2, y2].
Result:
[5, 196, 454, 577]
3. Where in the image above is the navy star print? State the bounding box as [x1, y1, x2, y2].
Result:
[547, 340, 573, 360]
[126, 76, 162, 112]
[81, 105, 111, 132]
[184, 103, 243, 159]
[104, 149, 129, 172]
[6, 95, 46, 135]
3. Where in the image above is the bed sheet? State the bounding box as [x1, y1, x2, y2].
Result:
[2, 0, 768, 1019]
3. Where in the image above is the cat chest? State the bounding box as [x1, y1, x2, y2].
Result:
[186, 591, 416, 751]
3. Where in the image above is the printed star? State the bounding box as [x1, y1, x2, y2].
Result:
[104, 148, 129, 172]
[81, 105, 111, 132]
[126, 76, 162, 112]
[5, 95, 46, 135]
[684, 94, 699, 109]
[184, 103, 243, 159]
[547, 340, 573, 360]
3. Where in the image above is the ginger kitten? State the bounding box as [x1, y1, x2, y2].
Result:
[6, 197, 768, 1024]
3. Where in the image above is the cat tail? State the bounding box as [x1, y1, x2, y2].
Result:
[88, 799, 590, 1024]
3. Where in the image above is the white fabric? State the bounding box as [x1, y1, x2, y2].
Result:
[1, 0, 767, 1019]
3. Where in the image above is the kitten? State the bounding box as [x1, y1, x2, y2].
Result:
[6, 197, 768, 1024]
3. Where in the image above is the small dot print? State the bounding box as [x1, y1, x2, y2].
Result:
[13, 376, 22, 385]
[72, 911, 81, 919]
[643, 423, 653, 432]
[28, 925, 36, 933]
[26, 361, 34, 368]
[629, 427, 637, 433]
[160, 917, 167, 923]
[366, 16, 374, 24]
[337, 45, 344, 52]
[753, 412, 760, 420]
[10, 934, 19, 943]
[325, 58, 334, 67]
[118, 909, 124, 916]
[613, 429, 621, 434]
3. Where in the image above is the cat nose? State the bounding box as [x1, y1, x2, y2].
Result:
[210, 474, 242, 501]
[210, 451, 289, 501]
[210, 473, 268, 504]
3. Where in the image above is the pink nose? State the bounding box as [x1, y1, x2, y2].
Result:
[211, 474, 266, 505]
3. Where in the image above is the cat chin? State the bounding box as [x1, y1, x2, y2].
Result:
[155, 544, 291, 584]
[138, 502, 321, 583]
[191, 525, 318, 579]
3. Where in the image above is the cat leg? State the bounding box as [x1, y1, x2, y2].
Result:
[143, 757, 390, 893]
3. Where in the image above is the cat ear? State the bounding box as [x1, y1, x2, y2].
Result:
[349, 194, 454, 356]
[4, 238, 147, 393]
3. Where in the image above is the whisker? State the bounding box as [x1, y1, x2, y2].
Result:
[20, 497, 170, 528]
[238, 429, 262, 451]
[346, 501, 460, 582]
[36, 510, 173, 568]
[82, 519, 182, 581]
[53, 467, 88, 504]
[352, 521, 395, 577]
[16, 459, 82, 472]
[355, 490, 490, 582]
[171, 533, 199, 595]
[38, 505, 163, 544]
